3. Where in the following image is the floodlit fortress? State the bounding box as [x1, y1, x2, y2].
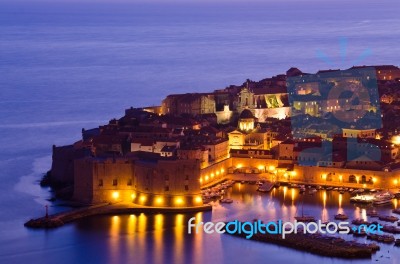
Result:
[50, 65, 400, 207]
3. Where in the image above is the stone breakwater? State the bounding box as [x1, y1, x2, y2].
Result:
[24, 203, 212, 229]
[224, 221, 379, 259]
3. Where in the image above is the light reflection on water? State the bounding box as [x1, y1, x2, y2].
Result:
[73, 183, 400, 264]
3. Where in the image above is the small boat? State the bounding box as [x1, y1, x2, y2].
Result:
[383, 235, 395, 243]
[326, 187, 333, 191]
[350, 194, 374, 204]
[395, 239, 400, 247]
[294, 215, 315, 222]
[220, 198, 233, 204]
[308, 188, 317, 195]
[393, 208, 400, 214]
[339, 190, 345, 194]
[378, 215, 399, 222]
[382, 225, 400, 234]
[333, 187, 338, 191]
[373, 191, 394, 205]
[394, 192, 400, 198]
[334, 213, 349, 220]
[366, 210, 379, 217]
[316, 185, 322, 190]
[349, 188, 354, 192]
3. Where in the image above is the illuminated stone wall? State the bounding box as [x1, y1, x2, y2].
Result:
[254, 107, 291, 121]
[74, 157, 203, 207]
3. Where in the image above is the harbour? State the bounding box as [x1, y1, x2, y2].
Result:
[25, 179, 400, 261]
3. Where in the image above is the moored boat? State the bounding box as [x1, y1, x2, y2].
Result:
[350, 194, 374, 204]
[334, 213, 349, 220]
[308, 188, 317, 195]
[294, 215, 315, 222]
[392, 208, 400, 215]
[220, 198, 233, 204]
[373, 191, 394, 205]
[366, 210, 379, 217]
[382, 225, 400, 234]
[378, 215, 399, 222]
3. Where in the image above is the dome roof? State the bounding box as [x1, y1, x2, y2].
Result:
[239, 109, 254, 119]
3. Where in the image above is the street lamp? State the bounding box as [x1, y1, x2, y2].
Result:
[372, 177, 377, 185]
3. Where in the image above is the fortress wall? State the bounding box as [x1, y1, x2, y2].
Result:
[73, 158, 94, 204]
[51, 145, 75, 184]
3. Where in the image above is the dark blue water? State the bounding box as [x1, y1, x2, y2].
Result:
[1, 1, 400, 263]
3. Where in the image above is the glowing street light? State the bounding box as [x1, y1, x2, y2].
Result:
[175, 197, 184, 205]
[372, 177, 377, 184]
[194, 196, 202, 204]
[392, 136, 400, 145]
[112, 191, 120, 200]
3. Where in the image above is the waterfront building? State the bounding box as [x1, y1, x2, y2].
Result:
[161, 93, 216, 115]
[73, 155, 203, 207]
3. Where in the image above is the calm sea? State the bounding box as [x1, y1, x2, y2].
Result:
[1, 1, 400, 263]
